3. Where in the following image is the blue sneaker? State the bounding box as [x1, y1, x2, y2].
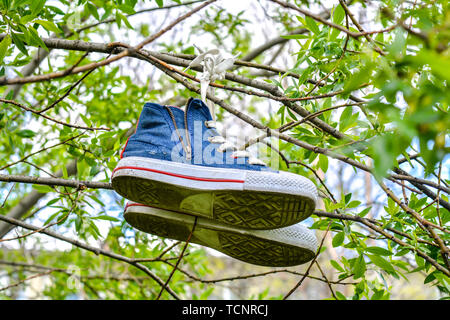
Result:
[124, 201, 318, 267]
[112, 98, 317, 230]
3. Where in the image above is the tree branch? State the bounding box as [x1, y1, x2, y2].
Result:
[0, 98, 110, 131]
[0, 214, 181, 299]
[0, 174, 112, 190]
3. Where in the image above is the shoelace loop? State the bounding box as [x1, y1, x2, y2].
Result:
[184, 46, 237, 121]
[204, 121, 265, 165]
[185, 46, 265, 166]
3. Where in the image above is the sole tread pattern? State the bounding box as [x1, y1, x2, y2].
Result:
[124, 211, 314, 267]
[113, 175, 314, 230]
[218, 232, 314, 267]
[213, 193, 312, 229]
[125, 211, 197, 243]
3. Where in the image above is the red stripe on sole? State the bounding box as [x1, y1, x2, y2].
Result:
[113, 165, 245, 183]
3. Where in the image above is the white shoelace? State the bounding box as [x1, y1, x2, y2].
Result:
[185, 47, 265, 166]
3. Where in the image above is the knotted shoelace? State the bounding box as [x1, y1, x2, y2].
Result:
[185, 47, 265, 166]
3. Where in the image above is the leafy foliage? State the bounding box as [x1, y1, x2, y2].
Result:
[0, 0, 448, 300]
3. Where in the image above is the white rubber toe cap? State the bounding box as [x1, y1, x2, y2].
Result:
[244, 170, 319, 205]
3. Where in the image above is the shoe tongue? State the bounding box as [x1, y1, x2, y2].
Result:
[185, 98, 220, 144]
[186, 98, 213, 122]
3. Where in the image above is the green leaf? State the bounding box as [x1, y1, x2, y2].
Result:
[85, 2, 100, 20]
[304, 16, 320, 35]
[423, 272, 436, 284]
[118, 4, 136, 14]
[353, 255, 366, 279]
[11, 0, 31, 10]
[395, 248, 410, 257]
[43, 211, 60, 225]
[388, 28, 406, 57]
[80, 113, 92, 127]
[411, 49, 450, 82]
[318, 154, 328, 172]
[155, 0, 163, 8]
[92, 215, 119, 222]
[280, 34, 310, 40]
[56, 212, 69, 225]
[332, 4, 345, 25]
[367, 254, 396, 274]
[286, 107, 298, 121]
[16, 129, 36, 138]
[10, 32, 28, 56]
[371, 133, 397, 179]
[89, 165, 100, 177]
[30, 0, 46, 18]
[0, 34, 11, 64]
[335, 291, 347, 300]
[32, 185, 54, 193]
[329, 26, 341, 41]
[1, 0, 11, 9]
[35, 20, 61, 34]
[330, 259, 345, 272]
[116, 12, 133, 29]
[358, 207, 372, 217]
[47, 5, 65, 15]
[89, 195, 105, 207]
[62, 165, 69, 179]
[27, 26, 48, 51]
[364, 247, 393, 256]
[344, 193, 352, 204]
[89, 220, 101, 238]
[371, 290, 385, 300]
[332, 231, 345, 247]
[347, 200, 361, 209]
[339, 106, 353, 132]
[45, 198, 59, 206]
[343, 63, 374, 94]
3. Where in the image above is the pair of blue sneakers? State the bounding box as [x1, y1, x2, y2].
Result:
[111, 98, 318, 266]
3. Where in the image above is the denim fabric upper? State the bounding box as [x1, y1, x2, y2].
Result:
[122, 98, 271, 172]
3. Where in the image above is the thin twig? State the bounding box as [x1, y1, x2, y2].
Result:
[0, 98, 110, 131]
[0, 132, 85, 171]
[315, 261, 337, 299]
[283, 225, 331, 299]
[0, 214, 180, 299]
[0, 191, 82, 243]
[338, 0, 386, 55]
[0, 183, 15, 208]
[0, 0, 216, 86]
[37, 66, 96, 114]
[0, 270, 54, 292]
[0, 173, 113, 190]
[377, 181, 450, 270]
[180, 266, 356, 285]
[156, 217, 197, 300]
[75, 1, 208, 34]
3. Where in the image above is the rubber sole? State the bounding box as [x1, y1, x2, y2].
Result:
[113, 175, 314, 230]
[124, 203, 317, 267]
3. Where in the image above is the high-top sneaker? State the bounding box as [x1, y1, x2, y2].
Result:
[112, 98, 318, 230]
[124, 202, 318, 267]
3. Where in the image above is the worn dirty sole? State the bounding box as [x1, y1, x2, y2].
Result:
[112, 157, 317, 230]
[124, 203, 317, 267]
